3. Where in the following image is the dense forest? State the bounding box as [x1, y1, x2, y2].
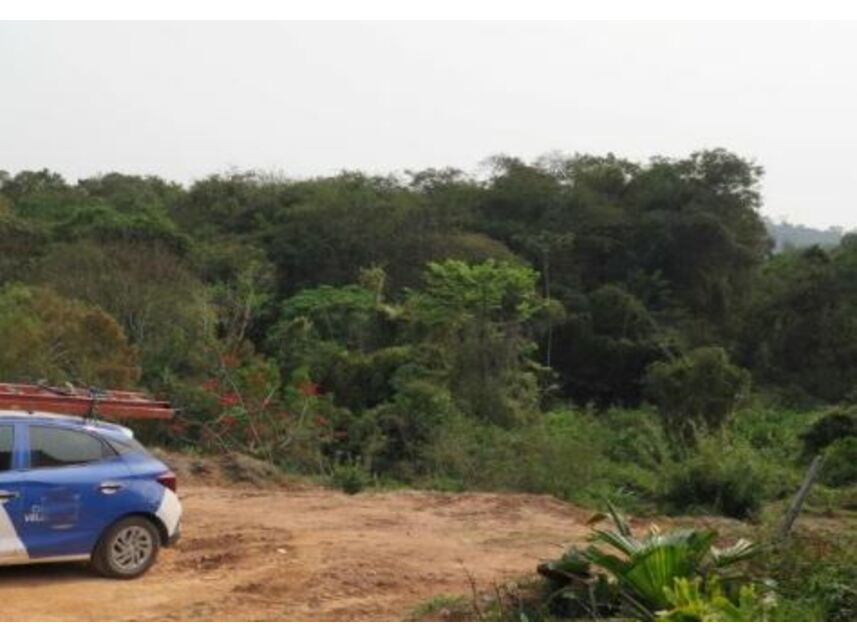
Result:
[2, 149, 856, 619]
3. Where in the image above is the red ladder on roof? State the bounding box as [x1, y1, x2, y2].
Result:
[0, 383, 176, 420]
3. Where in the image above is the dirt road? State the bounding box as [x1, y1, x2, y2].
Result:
[0, 482, 595, 621]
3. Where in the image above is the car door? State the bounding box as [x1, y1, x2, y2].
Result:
[0, 423, 27, 563]
[18, 424, 134, 560]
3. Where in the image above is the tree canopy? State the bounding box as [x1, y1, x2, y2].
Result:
[0, 149, 843, 474]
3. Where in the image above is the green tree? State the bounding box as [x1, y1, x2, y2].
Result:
[741, 243, 857, 402]
[554, 285, 671, 405]
[0, 169, 88, 220]
[34, 240, 212, 381]
[408, 259, 559, 426]
[0, 211, 46, 285]
[77, 172, 183, 218]
[0, 285, 139, 387]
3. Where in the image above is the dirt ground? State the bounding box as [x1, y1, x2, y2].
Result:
[0, 476, 599, 621]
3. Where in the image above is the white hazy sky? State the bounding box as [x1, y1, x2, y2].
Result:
[2, 21, 856, 228]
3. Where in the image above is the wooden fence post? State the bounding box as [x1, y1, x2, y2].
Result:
[778, 455, 823, 541]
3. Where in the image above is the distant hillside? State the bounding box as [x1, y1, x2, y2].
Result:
[765, 218, 845, 251]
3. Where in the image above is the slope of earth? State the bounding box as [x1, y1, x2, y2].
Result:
[0, 475, 598, 621]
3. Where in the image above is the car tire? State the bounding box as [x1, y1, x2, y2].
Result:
[92, 516, 161, 579]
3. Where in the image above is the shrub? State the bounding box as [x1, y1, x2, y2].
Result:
[415, 407, 667, 512]
[347, 376, 460, 477]
[592, 406, 670, 470]
[820, 437, 857, 488]
[753, 531, 857, 621]
[659, 442, 766, 519]
[731, 403, 816, 461]
[801, 407, 857, 456]
[420, 409, 619, 505]
[807, 572, 857, 621]
[644, 347, 751, 454]
[329, 461, 372, 494]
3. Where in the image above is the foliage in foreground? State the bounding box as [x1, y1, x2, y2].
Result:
[416, 510, 857, 622]
[656, 576, 774, 622]
[751, 524, 857, 621]
[536, 503, 761, 621]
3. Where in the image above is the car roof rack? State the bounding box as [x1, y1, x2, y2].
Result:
[0, 382, 176, 421]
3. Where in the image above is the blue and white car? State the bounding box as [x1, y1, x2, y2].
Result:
[0, 411, 181, 578]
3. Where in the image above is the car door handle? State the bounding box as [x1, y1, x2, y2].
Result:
[0, 490, 19, 503]
[98, 481, 124, 494]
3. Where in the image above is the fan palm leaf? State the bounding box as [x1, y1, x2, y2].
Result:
[622, 543, 698, 609]
[710, 538, 757, 568]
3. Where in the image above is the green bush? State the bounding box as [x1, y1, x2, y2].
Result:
[806, 572, 857, 621]
[644, 347, 751, 454]
[415, 408, 663, 512]
[347, 376, 460, 477]
[420, 409, 603, 502]
[329, 461, 373, 494]
[591, 406, 670, 469]
[753, 531, 857, 621]
[731, 403, 817, 461]
[659, 442, 766, 519]
[802, 407, 857, 456]
[820, 437, 857, 488]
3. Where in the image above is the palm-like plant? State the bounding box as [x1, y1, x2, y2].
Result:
[538, 502, 758, 620]
[587, 503, 756, 612]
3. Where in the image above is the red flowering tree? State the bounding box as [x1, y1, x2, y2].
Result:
[187, 345, 340, 471]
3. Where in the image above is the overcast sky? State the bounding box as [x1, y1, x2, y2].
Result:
[2, 21, 856, 228]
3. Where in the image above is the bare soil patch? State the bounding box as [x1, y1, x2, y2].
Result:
[0, 475, 597, 621]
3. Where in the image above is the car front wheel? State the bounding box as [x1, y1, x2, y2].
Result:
[92, 516, 161, 579]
